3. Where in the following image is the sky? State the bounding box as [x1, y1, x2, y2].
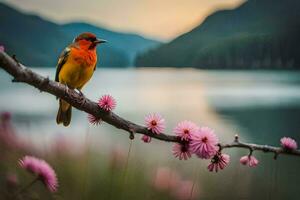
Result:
[2, 0, 244, 41]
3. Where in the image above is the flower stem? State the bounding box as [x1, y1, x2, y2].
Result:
[120, 140, 133, 198]
[189, 165, 199, 200]
[13, 176, 39, 199]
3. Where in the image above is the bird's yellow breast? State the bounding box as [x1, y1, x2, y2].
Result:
[59, 48, 97, 89]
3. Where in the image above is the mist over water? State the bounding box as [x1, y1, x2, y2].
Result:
[1, 68, 300, 199]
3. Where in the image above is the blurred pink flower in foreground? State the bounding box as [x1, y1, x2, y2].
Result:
[153, 167, 180, 191]
[174, 120, 198, 141]
[109, 147, 126, 170]
[6, 173, 18, 187]
[98, 94, 116, 111]
[87, 114, 102, 125]
[240, 155, 259, 167]
[280, 137, 298, 150]
[141, 135, 151, 143]
[172, 143, 191, 160]
[0, 45, 4, 52]
[19, 156, 58, 192]
[173, 180, 199, 200]
[190, 127, 219, 159]
[1, 112, 13, 132]
[144, 113, 165, 134]
[51, 135, 75, 155]
[1, 111, 11, 120]
[0, 112, 21, 149]
[207, 153, 230, 172]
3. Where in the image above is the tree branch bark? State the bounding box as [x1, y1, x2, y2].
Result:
[0, 51, 299, 158]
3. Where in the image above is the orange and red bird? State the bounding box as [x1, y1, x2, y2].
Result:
[55, 32, 106, 126]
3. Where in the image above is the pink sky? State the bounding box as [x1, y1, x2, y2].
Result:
[3, 0, 244, 40]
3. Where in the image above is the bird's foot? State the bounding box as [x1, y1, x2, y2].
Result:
[12, 55, 21, 67]
[75, 89, 86, 106]
[64, 84, 70, 97]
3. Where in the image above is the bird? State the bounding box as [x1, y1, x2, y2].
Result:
[55, 32, 106, 126]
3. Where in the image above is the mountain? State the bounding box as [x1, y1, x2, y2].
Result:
[0, 3, 67, 67]
[135, 0, 300, 69]
[0, 3, 160, 67]
[62, 23, 160, 65]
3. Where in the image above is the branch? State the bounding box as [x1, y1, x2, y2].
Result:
[0, 51, 299, 158]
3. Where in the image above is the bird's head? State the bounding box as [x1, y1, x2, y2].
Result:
[74, 32, 106, 50]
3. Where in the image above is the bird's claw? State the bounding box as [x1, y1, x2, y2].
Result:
[12, 55, 21, 67]
[64, 84, 70, 97]
[63, 86, 86, 106]
[76, 89, 86, 106]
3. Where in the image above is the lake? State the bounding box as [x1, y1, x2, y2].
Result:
[1, 68, 300, 199]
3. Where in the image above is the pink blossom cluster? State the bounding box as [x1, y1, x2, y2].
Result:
[88, 94, 116, 125]
[19, 155, 58, 192]
[145, 113, 165, 134]
[280, 137, 298, 150]
[237, 137, 298, 168]
[172, 143, 191, 160]
[173, 121, 230, 172]
[172, 121, 228, 172]
[142, 116, 299, 172]
[208, 153, 230, 172]
[143, 118, 229, 172]
[141, 135, 152, 143]
[174, 120, 198, 141]
[240, 155, 259, 167]
[98, 94, 116, 112]
[87, 114, 102, 125]
[141, 113, 166, 143]
[189, 127, 219, 159]
[172, 122, 220, 163]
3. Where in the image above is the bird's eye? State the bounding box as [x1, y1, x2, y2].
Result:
[86, 37, 95, 42]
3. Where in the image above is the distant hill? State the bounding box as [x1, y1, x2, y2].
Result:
[0, 3, 160, 67]
[62, 23, 160, 66]
[136, 0, 300, 69]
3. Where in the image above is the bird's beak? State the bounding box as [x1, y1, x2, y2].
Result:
[94, 38, 107, 44]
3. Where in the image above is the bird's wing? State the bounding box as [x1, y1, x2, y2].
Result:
[55, 46, 71, 82]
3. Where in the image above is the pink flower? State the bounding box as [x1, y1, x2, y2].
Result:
[190, 127, 219, 159]
[19, 156, 40, 173]
[1, 112, 11, 121]
[153, 167, 180, 191]
[144, 113, 165, 134]
[239, 156, 248, 165]
[172, 143, 191, 160]
[0, 45, 4, 52]
[6, 173, 18, 187]
[87, 114, 102, 125]
[141, 135, 151, 143]
[109, 147, 126, 170]
[19, 156, 58, 192]
[173, 180, 199, 200]
[98, 95, 116, 112]
[240, 155, 259, 167]
[280, 137, 298, 150]
[207, 153, 230, 172]
[174, 120, 198, 141]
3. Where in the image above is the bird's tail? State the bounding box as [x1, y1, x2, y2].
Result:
[56, 99, 72, 126]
